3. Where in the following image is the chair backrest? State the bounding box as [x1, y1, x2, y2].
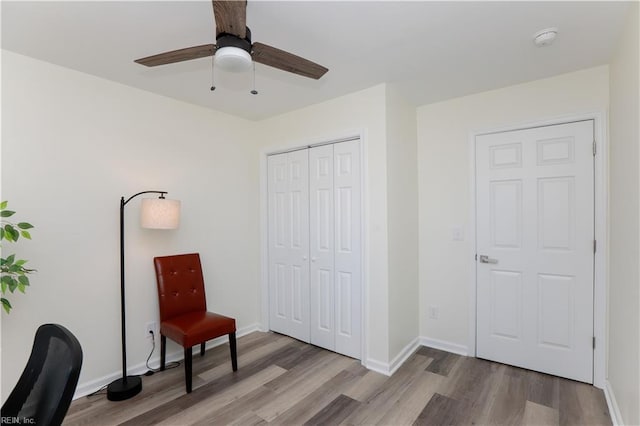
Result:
[154, 253, 207, 321]
[1, 324, 83, 426]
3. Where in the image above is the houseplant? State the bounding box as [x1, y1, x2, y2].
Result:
[1, 201, 35, 313]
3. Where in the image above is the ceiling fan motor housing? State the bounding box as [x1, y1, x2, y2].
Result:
[216, 27, 252, 53]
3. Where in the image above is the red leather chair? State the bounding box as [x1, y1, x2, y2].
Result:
[153, 253, 237, 393]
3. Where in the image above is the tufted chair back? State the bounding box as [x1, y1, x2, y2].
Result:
[154, 253, 207, 322]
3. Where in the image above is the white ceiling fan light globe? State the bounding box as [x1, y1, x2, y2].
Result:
[214, 46, 253, 72]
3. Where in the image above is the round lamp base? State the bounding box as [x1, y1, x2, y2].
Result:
[107, 376, 142, 401]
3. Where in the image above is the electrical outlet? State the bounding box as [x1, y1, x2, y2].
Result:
[145, 321, 158, 339]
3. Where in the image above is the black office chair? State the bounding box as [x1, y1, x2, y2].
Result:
[1, 324, 83, 426]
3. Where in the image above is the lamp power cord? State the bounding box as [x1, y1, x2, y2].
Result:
[86, 330, 180, 397]
[144, 330, 180, 376]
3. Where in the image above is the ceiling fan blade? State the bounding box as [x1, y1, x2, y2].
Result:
[213, 0, 246, 38]
[135, 44, 216, 67]
[251, 42, 328, 80]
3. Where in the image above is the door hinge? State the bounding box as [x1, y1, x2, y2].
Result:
[593, 140, 597, 156]
[594, 240, 597, 253]
[593, 336, 596, 349]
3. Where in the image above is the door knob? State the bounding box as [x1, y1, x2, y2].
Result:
[311, 257, 317, 262]
[479, 255, 498, 264]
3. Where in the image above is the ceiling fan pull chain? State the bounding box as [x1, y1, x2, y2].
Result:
[250, 62, 258, 95]
[210, 55, 216, 91]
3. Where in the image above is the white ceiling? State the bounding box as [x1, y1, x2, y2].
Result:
[1, 1, 630, 120]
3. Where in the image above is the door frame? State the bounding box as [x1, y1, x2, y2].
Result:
[467, 111, 607, 388]
[259, 131, 368, 363]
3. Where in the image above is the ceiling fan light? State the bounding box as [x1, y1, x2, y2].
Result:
[215, 46, 252, 72]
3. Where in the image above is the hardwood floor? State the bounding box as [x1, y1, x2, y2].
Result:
[64, 332, 611, 426]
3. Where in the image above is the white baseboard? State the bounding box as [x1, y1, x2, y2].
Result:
[604, 380, 623, 426]
[420, 336, 469, 356]
[73, 323, 261, 399]
[364, 358, 391, 376]
[364, 336, 422, 376]
[388, 337, 421, 376]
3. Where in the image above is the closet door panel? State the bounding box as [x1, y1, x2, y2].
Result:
[267, 150, 310, 342]
[334, 140, 362, 358]
[309, 145, 335, 350]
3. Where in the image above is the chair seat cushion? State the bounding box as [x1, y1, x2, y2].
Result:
[161, 311, 236, 348]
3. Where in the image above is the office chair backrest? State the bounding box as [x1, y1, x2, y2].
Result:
[1, 323, 83, 426]
[154, 253, 207, 322]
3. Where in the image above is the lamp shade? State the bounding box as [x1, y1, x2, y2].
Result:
[140, 198, 180, 229]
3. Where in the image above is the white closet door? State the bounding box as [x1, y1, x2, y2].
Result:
[333, 140, 362, 358]
[267, 150, 310, 342]
[268, 140, 361, 359]
[309, 145, 336, 350]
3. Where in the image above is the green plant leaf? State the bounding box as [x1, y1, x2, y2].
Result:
[0, 228, 4, 241]
[0, 201, 8, 210]
[17, 222, 33, 230]
[7, 277, 18, 293]
[3, 226, 14, 242]
[17, 283, 26, 293]
[3, 225, 19, 242]
[6, 254, 15, 265]
[20, 231, 32, 240]
[15, 259, 26, 267]
[18, 275, 29, 286]
[1, 298, 12, 314]
[0, 210, 15, 218]
[1, 280, 7, 294]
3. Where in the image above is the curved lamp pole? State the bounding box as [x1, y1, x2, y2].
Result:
[107, 191, 180, 401]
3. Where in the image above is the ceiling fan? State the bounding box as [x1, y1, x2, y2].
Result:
[134, 0, 328, 80]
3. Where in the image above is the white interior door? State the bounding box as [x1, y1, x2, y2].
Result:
[308, 141, 362, 359]
[476, 120, 594, 383]
[267, 150, 310, 342]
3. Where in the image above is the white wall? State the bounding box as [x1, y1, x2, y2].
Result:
[417, 66, 610, 348]
[1, 51, 262, 397]
[256, 85, 392, 365]
[385, 85, 419, 358]
[608, 2, 640, 424]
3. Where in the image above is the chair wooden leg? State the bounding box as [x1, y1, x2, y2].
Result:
[229, 332, 238, 371]
[160, 335, 166, 371]
[184, 347, 193, 393]
[200, 342, 205, 357]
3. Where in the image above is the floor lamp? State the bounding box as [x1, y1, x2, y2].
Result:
[107, 191, 180, 401]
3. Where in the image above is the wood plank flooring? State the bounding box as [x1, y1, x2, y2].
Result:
[64, 332, 611, 426]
